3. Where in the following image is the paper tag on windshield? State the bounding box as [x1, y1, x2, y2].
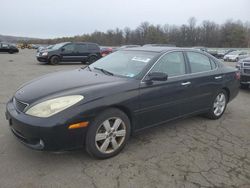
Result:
[132, 57, 151, 63]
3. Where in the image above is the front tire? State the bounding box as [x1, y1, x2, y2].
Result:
[86, 108, 131, 159]
[205, 90, 228, 120]
[49, 56, 60, 65]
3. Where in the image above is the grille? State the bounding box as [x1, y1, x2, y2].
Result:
[244, 69, 250, 74]
[13, 98, 28, 112]
[241, 75, 250, 82]
[243, 63, 250, 67]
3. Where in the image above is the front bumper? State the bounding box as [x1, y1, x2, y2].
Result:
[36, 56, 49, 62]
[6, 100, 89, 151]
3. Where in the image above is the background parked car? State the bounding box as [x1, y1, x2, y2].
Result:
[223, 51, 248, 62]
[143, 44, 176, 47]
[236, 57, 250, 89]
[100, 46, 113, 57]
[0, 43, 19, 54]
[36, 42, 101, 65]
[217, 49, 236, 59]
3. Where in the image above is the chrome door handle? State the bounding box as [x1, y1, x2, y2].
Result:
[181, 81, 191, 86]
[215, 76, 222, 79]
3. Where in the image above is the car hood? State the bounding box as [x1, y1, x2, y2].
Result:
[14, 68, 128, 104]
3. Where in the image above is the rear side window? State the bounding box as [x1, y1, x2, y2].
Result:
[151, 52, 186, 77]
[186, 52, 213, 73]
[76, 44, 87, 53]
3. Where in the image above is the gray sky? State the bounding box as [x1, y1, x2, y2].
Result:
[1, 0, 249, 39]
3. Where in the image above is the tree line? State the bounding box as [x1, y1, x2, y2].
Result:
[27, 18, 250, 48]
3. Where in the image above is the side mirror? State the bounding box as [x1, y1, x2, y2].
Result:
[61, 48, 65, 52]
[146, 72, 168, 82]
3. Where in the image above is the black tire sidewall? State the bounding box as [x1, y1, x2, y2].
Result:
[86, 108, 131, 159]
[87, 56, 97, 64]
[50, 56, 60, 65]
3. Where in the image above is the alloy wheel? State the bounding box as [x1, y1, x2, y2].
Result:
[95, 117, 126, 154]
[213, 93, 226, 116]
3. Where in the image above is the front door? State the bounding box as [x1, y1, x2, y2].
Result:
[60, 44, 76, 61]
[136, 51, 193, 130]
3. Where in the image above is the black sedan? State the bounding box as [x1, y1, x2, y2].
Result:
[6, 47, 240, 158]
[0, 43, 19, 54]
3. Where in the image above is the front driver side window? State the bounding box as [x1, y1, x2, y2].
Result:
[150, 52, 186, 77]
[63, 44, 74, 52]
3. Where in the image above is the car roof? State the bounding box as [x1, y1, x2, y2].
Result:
[71, 42, 99, 45]
[121, 46, 178, 53]
[121, 46, 202, 53]
[57, 42, 99, 45]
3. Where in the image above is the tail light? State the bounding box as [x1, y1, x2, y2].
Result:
[235, 71, 240, 80]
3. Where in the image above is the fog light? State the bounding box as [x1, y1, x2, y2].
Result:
[68, 121, 89, 129]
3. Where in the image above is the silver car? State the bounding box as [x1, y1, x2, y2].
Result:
[236, 57, 250, 89]
[224, 51, 248, 62]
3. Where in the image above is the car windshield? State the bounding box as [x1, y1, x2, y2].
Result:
[89, 50, 157, 78]
[51, 43, 67, 50]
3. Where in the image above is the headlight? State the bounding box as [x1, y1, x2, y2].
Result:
[42, 52, 48, 56]
[26, 95, 84, 118]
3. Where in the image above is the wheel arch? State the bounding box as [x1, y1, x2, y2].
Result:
[222, 87, 230, 102]
[109, 105, 135, 133]
[49, 54, 61, 61]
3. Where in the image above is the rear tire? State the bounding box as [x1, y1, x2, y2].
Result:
[86, 108, 131, 159]
[205, 90, 228, 120]
[87, 56, 98, 65]
[49, 56, 60, 65]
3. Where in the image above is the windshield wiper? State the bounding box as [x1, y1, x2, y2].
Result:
[94, 67, 114, 76]
[81, 65, 92, 71]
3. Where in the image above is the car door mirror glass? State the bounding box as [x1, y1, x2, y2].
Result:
[146, 72, 168, 82]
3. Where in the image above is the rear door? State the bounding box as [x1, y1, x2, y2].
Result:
[182, 51, 223, 114]
[75, 44, 89, 61]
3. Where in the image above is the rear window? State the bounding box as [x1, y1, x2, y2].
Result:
[186, 52, 213, 73]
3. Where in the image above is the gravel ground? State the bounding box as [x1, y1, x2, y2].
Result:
[0, 50, 250, 188]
